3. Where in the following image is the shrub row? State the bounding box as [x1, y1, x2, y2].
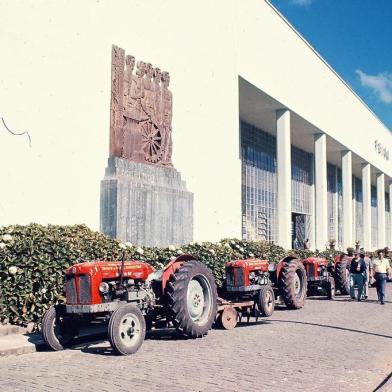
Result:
[0, 224, 340, 329]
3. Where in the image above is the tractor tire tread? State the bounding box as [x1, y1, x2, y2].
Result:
[279, 259, 307, 309]
[166, 259, 217, 338]
[335, 260, 350, 295]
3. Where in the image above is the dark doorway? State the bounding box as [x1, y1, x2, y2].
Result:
[292, 213, 307, 249]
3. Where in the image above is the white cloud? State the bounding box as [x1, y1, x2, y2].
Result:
[356, 69, 392, 104]
[291, 0, 313, 6]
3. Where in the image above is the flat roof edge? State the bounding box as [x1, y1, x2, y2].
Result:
[264, 0, 391, 133]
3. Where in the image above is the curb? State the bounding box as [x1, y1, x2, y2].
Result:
[0, 333, 45, 357]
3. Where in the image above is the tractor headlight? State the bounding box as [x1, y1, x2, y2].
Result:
[99, 282, 109, 294]
[268, 263, 276, 272]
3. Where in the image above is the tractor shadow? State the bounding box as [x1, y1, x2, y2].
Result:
[78, 326, 206, 356]
[305, 296, 332, 301]
[76, 317, 277, 356]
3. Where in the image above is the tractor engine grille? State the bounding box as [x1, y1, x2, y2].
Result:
[307, 264, 315, 278]
[65, 275, 77, 304]
[65, 274, 91, 304]
[226, 267, 245, 288]
[79, 275, 92, 304]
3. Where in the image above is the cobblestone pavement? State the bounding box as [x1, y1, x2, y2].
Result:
[0, 285, 391, 392]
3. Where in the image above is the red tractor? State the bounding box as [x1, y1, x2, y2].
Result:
[42, 255, 307, 355]
[42, 254, 218, 356]
[302, 257, 335, 299]
[216, 256, 307, 329]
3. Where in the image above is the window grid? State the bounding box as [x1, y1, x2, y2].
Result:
[241, 121, 277, 242]
[241, 121, 313, 245]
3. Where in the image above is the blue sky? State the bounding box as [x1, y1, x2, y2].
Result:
[270, 0, 392, 131]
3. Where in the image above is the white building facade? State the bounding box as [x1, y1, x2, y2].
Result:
[236, 1, 392, 251]
[170, 0, 392, 251]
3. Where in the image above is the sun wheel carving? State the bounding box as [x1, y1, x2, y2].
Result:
[141, 121, 163, 163]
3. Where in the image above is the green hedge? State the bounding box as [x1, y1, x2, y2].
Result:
[0, 224, 340, 329]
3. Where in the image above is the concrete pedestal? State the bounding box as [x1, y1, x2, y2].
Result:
[100, 157, 193, 246]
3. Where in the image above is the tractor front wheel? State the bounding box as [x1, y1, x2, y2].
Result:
[279, 259, 307, 309]
[108, 304, 146, 356]
[166, 260, 218, 338]
[42, 305, 79, 351]
[256, 285, 275, 317]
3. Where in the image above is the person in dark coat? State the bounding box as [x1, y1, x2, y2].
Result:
[349, 251, 366, 301]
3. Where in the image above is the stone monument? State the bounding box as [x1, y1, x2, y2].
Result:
[100, 45, 193, 246]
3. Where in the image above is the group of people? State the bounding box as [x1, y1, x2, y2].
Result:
[347, 248, 390, 304]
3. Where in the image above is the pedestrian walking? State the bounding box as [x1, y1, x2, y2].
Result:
[373, 249, 390, 305]
[349, 251, 366, 301]
[360, 248, 371, 300]
[383, 247, 392, 281]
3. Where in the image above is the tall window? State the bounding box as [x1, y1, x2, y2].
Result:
[291, 146, 313, 246]
[241, 121, 313, 245]
[241, 121, 277, 242]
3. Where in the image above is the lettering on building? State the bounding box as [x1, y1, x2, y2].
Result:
[374, 140, 390, 161]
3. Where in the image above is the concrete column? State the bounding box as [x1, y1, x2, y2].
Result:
[342, 151, 352, 250]
[377, 173, 385, 248]
[310, 172, 316, 250]
[352, 177, 356, 242]
[389, 183, 392, 248]
[362, 163, 372, 250]
[333, 166, 339, 246]
[276, 110, 291, 249]
[314, 133, 328, 249]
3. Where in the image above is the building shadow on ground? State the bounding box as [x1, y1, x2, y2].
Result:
[267, 319, 392, 339]
[306, 296, 391, 305]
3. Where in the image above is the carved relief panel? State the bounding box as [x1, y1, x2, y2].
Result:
[109, 45, 173, 166]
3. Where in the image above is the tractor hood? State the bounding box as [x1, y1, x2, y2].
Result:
[65, 260, 156, 281]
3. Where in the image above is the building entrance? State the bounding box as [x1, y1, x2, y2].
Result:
[291, 213, 310, 249]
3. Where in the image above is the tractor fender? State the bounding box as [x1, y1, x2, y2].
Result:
[161, 254, 197, 293]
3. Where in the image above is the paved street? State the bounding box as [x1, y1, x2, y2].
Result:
[0, 284, 391, 392]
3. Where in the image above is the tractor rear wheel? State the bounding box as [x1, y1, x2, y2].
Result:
[166, 260, 217, 338]
[256, 285, 275, 317]
[42, 305, 79, 351]
[279, 259, 307, 309]
[335, 259, 350, 295]
[108, 304, 146, 356]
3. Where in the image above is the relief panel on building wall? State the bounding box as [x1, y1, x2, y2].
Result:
[109, 45, 173, 166]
